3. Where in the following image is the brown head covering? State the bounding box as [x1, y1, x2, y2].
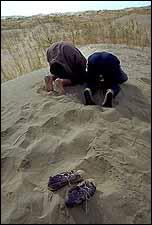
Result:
[47, 41, 87, 84]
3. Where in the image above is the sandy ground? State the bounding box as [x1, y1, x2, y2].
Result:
[1, 44, 151, 224]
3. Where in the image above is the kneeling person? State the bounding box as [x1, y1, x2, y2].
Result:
[45, 41, 87, 94]
[84, 51, 128, 107]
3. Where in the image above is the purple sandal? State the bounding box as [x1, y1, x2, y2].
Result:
[65, 179, 96, 208]
[48, 170, 84, 191]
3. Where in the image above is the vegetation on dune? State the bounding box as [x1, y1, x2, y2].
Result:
[1, 6, 151, 82]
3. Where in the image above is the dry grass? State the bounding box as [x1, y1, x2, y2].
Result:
[1, 6, 151, 82]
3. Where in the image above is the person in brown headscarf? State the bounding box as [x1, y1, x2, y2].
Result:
[45, 41, 87, 94]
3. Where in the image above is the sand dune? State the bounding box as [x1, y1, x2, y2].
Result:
[1, 44, 151, 224]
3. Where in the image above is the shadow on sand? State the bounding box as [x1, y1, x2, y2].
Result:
[65, 82, 151, 123]
[37, 81, 151, 123]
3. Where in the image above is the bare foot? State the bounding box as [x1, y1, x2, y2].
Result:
[47, 91, 54, 96]
[54, 78, 65, 94]
[44, 76, 53, 92]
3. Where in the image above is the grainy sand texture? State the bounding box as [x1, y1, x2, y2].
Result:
[1, 44, 151, 224]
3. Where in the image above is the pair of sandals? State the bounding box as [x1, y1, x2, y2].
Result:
[48, 170, 96, 208]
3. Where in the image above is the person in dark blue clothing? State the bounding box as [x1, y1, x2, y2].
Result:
[84, 51, 128, 107]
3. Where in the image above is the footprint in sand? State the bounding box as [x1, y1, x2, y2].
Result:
[18, 125, 42, 148]
[140, 77, 151, 85]
[74, 155, 113, 183]
[17, 158, 31, 171]
[21, 103, 31, 110]
[63, 108, 99, 124]
[6, 192, 15, 201]
[40, 101, 57, 113]
[1, 127, 15, 142]
[1, 106, 5, 112]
